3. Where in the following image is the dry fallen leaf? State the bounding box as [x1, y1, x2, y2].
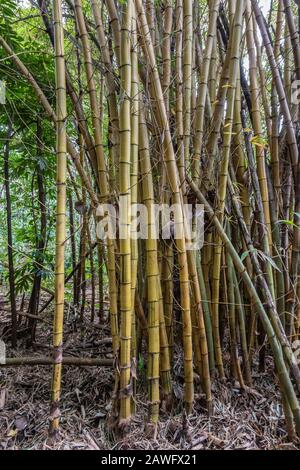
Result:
[7, 429, 18, 438]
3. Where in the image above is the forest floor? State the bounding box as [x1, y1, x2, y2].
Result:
[0, 292, 300, 450]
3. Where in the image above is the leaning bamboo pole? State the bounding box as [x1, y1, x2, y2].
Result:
[283, 0, 300, 82]
[228, 175, 300, 397]
[188, 177, 300, 435]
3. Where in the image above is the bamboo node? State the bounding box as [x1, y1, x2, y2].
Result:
[119, 382, 133, 398]
[53, 343, 63, 364]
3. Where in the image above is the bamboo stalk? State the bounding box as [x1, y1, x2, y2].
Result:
[49, 0, 67, 436]
[119, 0, 133, 427]
[139, 106, 161, 427]
[130, 6, 139, 414]
[135, 0, 194, 412]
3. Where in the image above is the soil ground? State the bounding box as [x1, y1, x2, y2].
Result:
[1, 292, 300, 450]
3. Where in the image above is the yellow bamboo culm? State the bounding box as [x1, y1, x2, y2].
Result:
[183, 0, 193, 172]
[139, 107, 161, 429]
[161, 245, 174, 362]
[119, 0, 133, 429]
[49, 0, 67, 436]
[130, 7, 139, 415]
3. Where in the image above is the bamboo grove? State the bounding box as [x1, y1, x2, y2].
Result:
[1, 0, 300, 440]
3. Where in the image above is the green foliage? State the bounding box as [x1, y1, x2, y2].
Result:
[0, 2, 61, 296]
